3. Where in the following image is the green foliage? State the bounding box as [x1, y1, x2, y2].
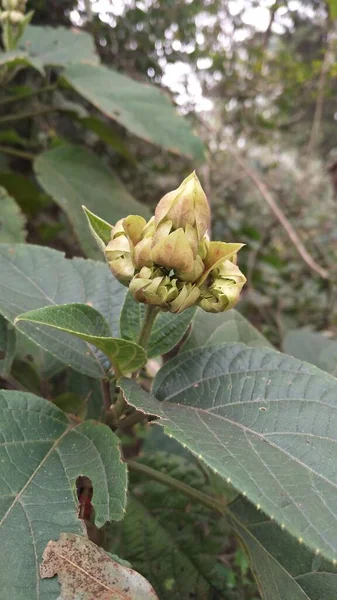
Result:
[110, 453, 249, 600]
[0, 389, 127, 599]
[121, 341, 337, 562]
[16, 303, 147, 375]
[35, 146, 149, 259]
[120, 291, 196, 358]
[0, 187, 26, 242]
[283, 328, 337, 376]
[0, 314, 15, 376]
[0, 244, 126, 377]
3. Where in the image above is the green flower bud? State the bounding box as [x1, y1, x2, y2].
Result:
[9, 9, 24, 22]
[155, 172, 210, 242]
[170, 283, 200, 313]
[198, 260, 246, 313]
[105, 219, 135, 285]
[176, 255, 204, 282]
[129, 267, 179, 309]
[151, 228, 195, 272]
[197, 241, 244, 285]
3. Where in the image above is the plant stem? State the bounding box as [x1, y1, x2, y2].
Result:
[0, 106, 59, 124]
[127, 459, 226, 514]
[0, 145, 35, 160]
[0, 83, 58, 107]
[137, 305, 160, 350]
[115, 305, 159, 423]
[101, 378, 112, 414]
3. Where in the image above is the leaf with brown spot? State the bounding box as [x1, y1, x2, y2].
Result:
[40, 533, 159, 600]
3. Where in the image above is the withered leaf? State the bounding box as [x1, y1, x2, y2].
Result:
[40, 533, 158, 600]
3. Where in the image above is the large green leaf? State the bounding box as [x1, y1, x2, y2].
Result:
[62, 63, 205, 160]
[110, 454, 234, 600]
[0, 26, 98, 73]
[67, 371, 107, 421]
[283, 328, 337, 376]
[182, 308, 271, 351]
[0, 389, 127, 600]
[0, 244, 126, 378]
[16, 303, 147, 375]
[0, 187, 26, 243]
[230, 497, 337, 600]
[35, 145, 149, 259]
[120, 292, 195, 358]
[0, 314, 15, 377]
[120, 342, 337, 562]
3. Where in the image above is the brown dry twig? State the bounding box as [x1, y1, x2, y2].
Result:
[229, 148, 329, 280]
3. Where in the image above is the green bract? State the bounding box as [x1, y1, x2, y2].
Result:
[103, 173, 246, 313]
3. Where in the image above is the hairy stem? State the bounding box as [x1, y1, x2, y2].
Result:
[137, 305, 160, 350]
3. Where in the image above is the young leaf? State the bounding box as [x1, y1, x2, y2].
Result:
[0, 244, 126, 378]
[120, 342, 337, 562]
[62, 63, 205, 160]
[229, 496, 337, 600]
[82, 205, 112, 253]
[0, 390, 127, 600]
[0, 314, 15, 377]
[182, 307, 271, 351]
[40, 533, 158, 599]
[15, 304, 147, 375]
[120, 291, 196, 358]
[35, 145, 149, 259]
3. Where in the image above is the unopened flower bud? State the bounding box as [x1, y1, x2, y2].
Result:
[129, 267, 179, 308]
[155, 172, 210, 243]
[151, 228, 195, 272]
[170, 282, 200, 313]
[9, 9, 24, 22]
[105, 219, 135, 285]
[198, 260, 246, 313]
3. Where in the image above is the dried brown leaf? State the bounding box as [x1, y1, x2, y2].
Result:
[40, 533, 158, 600]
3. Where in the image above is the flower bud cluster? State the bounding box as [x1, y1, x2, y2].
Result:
[105, 172, 246, 313]
[0, 0, 26, 23]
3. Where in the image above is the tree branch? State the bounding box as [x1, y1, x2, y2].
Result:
[229, 148, 329, 280]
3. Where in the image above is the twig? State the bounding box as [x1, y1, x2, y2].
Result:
[100, 378, 112, 413]
[0, 106, 59, 124]
[0, 145, 35, 160]
[0, 83, 57, 107]
[307, 25, 336, 157]
[229, 148, 329, 280]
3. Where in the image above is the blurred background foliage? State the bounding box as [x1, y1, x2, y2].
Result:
[3, 0, 337, 348]
[1, 1, 337, 597]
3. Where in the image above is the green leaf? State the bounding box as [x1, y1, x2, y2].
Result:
[182, 307, 271, 352]
[120, 342, 337, 562]
[0, 187, 27, 243]
[0, 244, 126, 378]
[67, 370, 108, 421]
[283, 328, 337, 376]
[0, 314, 15, 377]
[0, 172, 49, 217]
[19, 25, 98, 71]
[120, 291, 196, 358]
[15, 331, 64, 381]
[35, 145, 149, 259]
[229, 496, 337, 600]
[110, 454, 234, 599]
[62, 63, 205, 160]
[79, 116, 137, 164]
[82, 205, 112, 252]
[40, 533, 158, 600]
[16, 303, 147, 375]
[0, 389, 127, 600]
